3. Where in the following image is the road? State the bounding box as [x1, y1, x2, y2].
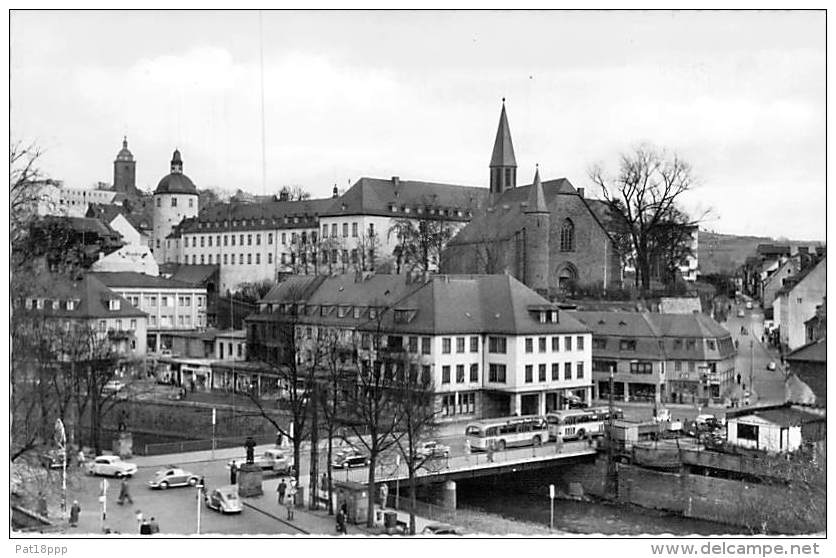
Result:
[68, 460, 300, 535]
[722, 299, 786, 405]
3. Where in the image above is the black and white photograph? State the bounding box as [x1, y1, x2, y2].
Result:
[8, 6, 827, 547]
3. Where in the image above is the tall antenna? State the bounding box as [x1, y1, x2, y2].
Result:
[259, 10, 267, 196]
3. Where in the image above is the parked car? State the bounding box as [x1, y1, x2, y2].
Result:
[103, 380, 126, 393]
[767, 361, 777, 371]
[331, 450, 369, 469]
[41, 449, 67, 470]
[695, 414, 724, 429]
[422, 523, 464, 536]
[414, 440, 451, 459]
[228, 449, 292, 475]
[147, 467, 200, 489]
[86, 455, 138, 478]
[205, 485, 242, 514]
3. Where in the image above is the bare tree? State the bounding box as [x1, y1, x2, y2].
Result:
[388, 216, 457, 275]
[353, 232, 381, 273]
[589, 144, 703, 292]
[10, 141, 53, 250]
[280, 185, 312, 201]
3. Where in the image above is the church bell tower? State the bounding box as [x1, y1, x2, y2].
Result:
[489, 98, 517, 196]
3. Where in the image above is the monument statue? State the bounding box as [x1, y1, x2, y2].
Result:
[245, 436, 256, 464]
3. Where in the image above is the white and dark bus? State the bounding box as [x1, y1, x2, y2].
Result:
[465, 415, 550, 452]
[546, 407, 623, 441]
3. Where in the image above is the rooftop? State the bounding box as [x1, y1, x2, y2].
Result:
[785, 337, 826, 363]
[21, 273, 146, 320]
[88, 271, 201, 290]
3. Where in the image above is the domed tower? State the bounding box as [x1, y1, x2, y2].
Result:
[113, 136, 136, 193]
[524, 166, 550, 295]
[152, 149, 199, 263]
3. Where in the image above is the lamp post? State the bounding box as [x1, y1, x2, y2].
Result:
[395, 454, 400, 509]
[54, 419, 67, 516]
[749, 340, 754, 404]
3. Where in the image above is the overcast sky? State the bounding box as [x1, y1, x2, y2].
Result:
[11, 10, 825, 240]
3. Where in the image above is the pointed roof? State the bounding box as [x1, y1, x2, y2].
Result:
[525, 166, 548, 214]
[490, 100, 516, 168]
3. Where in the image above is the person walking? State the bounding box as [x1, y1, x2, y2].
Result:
[117, 478, 133, 505]
[230, 461, 238, 485]
[277, 478, 287, 506]
[285, 485, 296, 521]
[379, 483, 389, 508]
[486, 440, 495, 463]
[76, 449, 86, 469]
[69, 500, 80, 527]
[336, 504, 347, 535]
[275, 431, 284, 447]
[149, 517, 160, 534]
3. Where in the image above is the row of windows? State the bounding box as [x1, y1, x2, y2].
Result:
[149, 314, 205, 328]
[441, 363, 480, 384]
[128, 294, 205, 308]
[441, 336, 480, 354]
[190, 215, 315, 230]
[98, 318, 138, 331]
[322, 222, 375, 239]
[593, 337, 725, 352]
[524, 362, 585, 382]
[441, 392, 476, 416]
[156, 197, 195, 208]
[183, 231, 309, 249]
[524, 335, 585, 353]
[24, 298, 80, 311]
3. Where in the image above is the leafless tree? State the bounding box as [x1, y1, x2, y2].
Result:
[589, 144, 704, 292]
[280, 185, 312, 201]
[388, 216, 457, 275]
[10, 141, 53, 250]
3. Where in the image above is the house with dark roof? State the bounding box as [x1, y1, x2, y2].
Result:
[570, 310, 736, 406]
[785, 338, 826, 408]
[89, 271, 208, 354]
[246, 273, 592, 419]
[774, 257, 826, 350]
[442, 103, 623, 296]
[86, 202, 151, 247]
[17, 273, 148, 357]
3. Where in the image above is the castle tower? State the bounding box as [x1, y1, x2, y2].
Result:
[152, 149, 199, 264]
[489, 98, 517, 196]
[524, 166, 550, 295]
[113, 136, 136, 193]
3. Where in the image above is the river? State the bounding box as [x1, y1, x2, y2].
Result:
[457, 482, 748, 536]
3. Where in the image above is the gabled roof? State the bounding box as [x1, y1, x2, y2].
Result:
[22, 273, 146, 319]
[785, 337, 826, 363]
[177, 198, 335, 235]
[525, 168, 548, 214]
[89, 271, 198, 290]
[41, 215, 120, 238]
[159, 264, 219, 286]
[320, 177, 489, 219]
[775, 257, 826, 297]
[490, 102, 517, 168]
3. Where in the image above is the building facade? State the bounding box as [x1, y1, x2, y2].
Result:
[89, 271, 208, 353]
[572, 310, 736, 405]
[153, 149, 199, 264]
[246, 273, 592, 421]
[775, 257, 826, 351]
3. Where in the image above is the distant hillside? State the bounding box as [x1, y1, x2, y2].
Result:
[699, 231, 825, 275]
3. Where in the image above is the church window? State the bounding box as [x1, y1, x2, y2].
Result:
[189, 198, 194, 208]
[560, 219, 575, 252]
[171, 197, 177, 207]
[156, 197, 161, 207]
[504, 168, 511, 186]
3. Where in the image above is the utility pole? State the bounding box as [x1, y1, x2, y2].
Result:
[749, 339, 754, 403]
[605, 368, 617, 497]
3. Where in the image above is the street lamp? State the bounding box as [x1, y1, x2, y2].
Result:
[54, 418, 67, 516]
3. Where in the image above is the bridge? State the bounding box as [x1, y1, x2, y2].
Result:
[334, 440, 598, 486]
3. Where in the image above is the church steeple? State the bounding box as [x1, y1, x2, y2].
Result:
[525, 165, 548, 214]
[489, 98, 517, 195]
[170, 149, 183, 174]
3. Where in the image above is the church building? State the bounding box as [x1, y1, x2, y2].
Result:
[442, 101, 623, 296]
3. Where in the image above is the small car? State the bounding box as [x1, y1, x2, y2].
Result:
[695, 414, 722, 429]
[147, 467, 200, 489]
[41, 449, 67, 470]
[737, 309, 745, 318]
[421, 523, 464, 536]
[103, 380, 126, 393]
[331, 450, 369, 469]
[767, 361, 777, 371]
[86, 455, 138, 478]
[414, 441, 451, 459]
[205, 485, 242, 514]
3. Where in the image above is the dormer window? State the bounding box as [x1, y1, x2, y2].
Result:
[52, 299, 60, 310]
[321, 305, 331, 317]
[109, 299, 121, 311]
[25, 298, 33, 310]
[404, 207, 411, 214]
[550, 311, 558, 323]
[369, 308, 378, 320]
[337, 306, 350, 318]
[394, 309, 416, 324]
[539, 311, 546, 324]
[390, 204, 397, 212]
[353, 307, 362, 319]
[36, 298, 44, 309]
[67, 299, 78, 311]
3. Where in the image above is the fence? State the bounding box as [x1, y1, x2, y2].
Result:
[138, 433, 276, 456]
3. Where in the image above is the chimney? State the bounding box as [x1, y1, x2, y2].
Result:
[577, 187, 585, 198]
[392, 176, 400, 188]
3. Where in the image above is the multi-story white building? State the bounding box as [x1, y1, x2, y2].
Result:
[246, 273, 592, 420]
[33, 180, 118, 218]
[774, 257, 827, 350]
[89, 271, 208, 353]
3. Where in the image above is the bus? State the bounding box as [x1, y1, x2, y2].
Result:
[465, 415, 550, 452]
[546, 406, 623, 441]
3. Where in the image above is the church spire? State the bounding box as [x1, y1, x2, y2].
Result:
[489, 98, 517, 195]
[525, 165, 548, 214]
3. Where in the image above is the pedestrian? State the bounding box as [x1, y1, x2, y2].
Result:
[76, 449, 86, 469]
[230, 461, 238, 485]
[486, 441, 494, 463]
[336, 504, 347, 535]
[69, 500, 80, 527]
[277, 478, 287, 506]
[465, 439, 471, 455]
[149, 517, 160, 534]
[117, 478, 133, 505]
[379, 483, 389, 508]
[190, 379, 195, 393]
[135, 510, 144, 531]
[37, 493, 48, 517]
[286, 486, 296, 520]
[555, 434, 564, 454]
[276, 431, 284, 447]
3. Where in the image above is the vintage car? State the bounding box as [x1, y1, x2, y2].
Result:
[205, 485, 243, 514]
[331, 449, 370, 469]
[147, 467, 201, 489]
[85, 455, 138, 478]
[414, 440, 451, 459]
